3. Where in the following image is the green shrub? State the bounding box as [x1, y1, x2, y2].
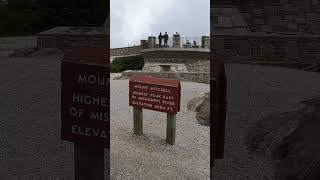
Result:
[0, 0, 108, 36]
[111, 55, 144, 73]
[0, 7, 33, 36]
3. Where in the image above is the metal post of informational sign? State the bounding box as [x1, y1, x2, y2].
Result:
[166, 113, 176, 145]
[61, 47, 109, 180]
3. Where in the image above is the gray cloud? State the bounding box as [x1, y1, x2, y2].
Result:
[111, 0, 209, 48]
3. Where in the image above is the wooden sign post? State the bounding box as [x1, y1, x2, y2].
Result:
[61, 48, 109, 179]
[133, 107, 143, 135]
[166, 113, 176, 145]
[211, 59, 227, 169]
[129, 75, 181, 145]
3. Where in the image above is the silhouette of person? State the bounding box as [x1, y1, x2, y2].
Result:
[164, 32, 169, 47]
[158, 32, 163, 47]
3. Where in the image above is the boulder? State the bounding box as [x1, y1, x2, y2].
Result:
[9, 47, 37, 57]
[28, 48, 63, 57]
[246, 97, 320, 180]
[9, 47, 63, 58]
[187, 92, 210, 126]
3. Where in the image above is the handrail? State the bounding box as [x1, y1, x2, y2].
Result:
[126, 36, 210, 49]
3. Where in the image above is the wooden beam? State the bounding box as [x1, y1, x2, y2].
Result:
[74, 143, 104, 180]
[166, 113, 176, 145]
[133, 107, 143, 135]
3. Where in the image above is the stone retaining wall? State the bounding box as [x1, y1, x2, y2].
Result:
[212, 33, 320, 63]
[142, 49, 209, 61]
[237, 0, 320, 34]
[120, 71, 210, 84]
[37, 27, 108, 50]
[213, 1, 320, 34]
[142, 49, 210, 72]
[212, 1, 320, 64]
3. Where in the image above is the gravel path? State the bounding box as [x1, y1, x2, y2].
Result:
[1, 44, 320, 179]
[0, 50, 209, 179]
[110, 80, 210, 180]
[0, 51, 76, 179]
[110, 73, 122, 80]
[211, 63, 320, 180]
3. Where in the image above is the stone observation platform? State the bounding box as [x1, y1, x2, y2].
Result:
[35, 27, 210, 83]
[118, 34, 211, 84]
[110, 35, 210, 61]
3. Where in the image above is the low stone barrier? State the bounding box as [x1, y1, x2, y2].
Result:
[120, 71, 210, 84]
[37, 27, 108, 50]
[142, 48, 210, 72]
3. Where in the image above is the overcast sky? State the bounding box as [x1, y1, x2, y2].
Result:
[110, 0, 210, 48]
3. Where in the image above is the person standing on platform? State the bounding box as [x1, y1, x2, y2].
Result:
[158, 32, 163, 47]
[164, 32, 169, 47]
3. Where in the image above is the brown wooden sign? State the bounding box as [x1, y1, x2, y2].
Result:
[61, 48, 109, 148]
[129, 75, 181, 114]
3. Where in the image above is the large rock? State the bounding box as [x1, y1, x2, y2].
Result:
[246, 97, 320, 180]
[9, 47, 37, 57]
[28, 48, 63, 57]
[187, 92, 210, 126]
[9, 47, 62, 58]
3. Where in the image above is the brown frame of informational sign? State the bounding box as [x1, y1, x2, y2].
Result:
[61, 47, 109, 180]
[211, 57, 227, 169]
[129, 75, 181, 145]
[61, 49, 110, 148]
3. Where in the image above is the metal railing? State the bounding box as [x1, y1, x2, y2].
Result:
[128, 36, 210, 49]
[155, 37, 209, 49]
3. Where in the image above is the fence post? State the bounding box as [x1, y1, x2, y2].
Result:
[173, 34, 181, 48]
[148, 36, 156, 49]
[201, 36, 210, 49]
